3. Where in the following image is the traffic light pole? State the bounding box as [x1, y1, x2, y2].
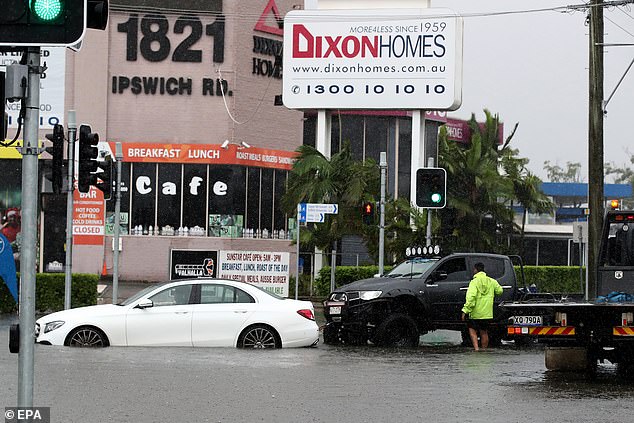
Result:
[378, 152, 387, 276]
[18, 47, 41, 408]
[426, 158, 434, 246]
[64, 111, 77, 310]
[113, 143, 123, 304]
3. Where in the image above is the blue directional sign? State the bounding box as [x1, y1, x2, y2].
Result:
[298, 203, 338, 223]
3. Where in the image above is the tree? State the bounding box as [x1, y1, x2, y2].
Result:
[606, 154, 634, 209]
[438, 110, 551, 254]
[438, 110, 516, 252]
[543, 161, 584, 183]
[502, 149, 553, 255]
[362, 197, 428, 264]
[281, 142, 379, 255]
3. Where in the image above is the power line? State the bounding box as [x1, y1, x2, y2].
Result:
[108, 1, 634, 22]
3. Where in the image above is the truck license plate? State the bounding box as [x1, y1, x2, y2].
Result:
[512, 315, 542, 326]
[329, 306, 342, 315]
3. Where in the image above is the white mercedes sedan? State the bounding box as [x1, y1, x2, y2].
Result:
[35, 279, 319, 349]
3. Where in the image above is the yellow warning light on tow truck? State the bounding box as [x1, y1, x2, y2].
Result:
[610, 199, 620, 210]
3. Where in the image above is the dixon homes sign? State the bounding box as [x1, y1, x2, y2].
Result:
[282, 8, 463, 110]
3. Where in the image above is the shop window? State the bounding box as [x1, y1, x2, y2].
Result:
[260, 168, 274, 235]
[182, 164, 208, 230]
[273, 170, 287, 233]
[246, 167, 260, 232]
[157, 163, 182, 232]
[365, 116, 390, 163]
[130, 162, 157, 232]
[208, 165, 246, 238]
[397, 118, 412, 199]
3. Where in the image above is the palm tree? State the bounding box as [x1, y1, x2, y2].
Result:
[281, 142, 379, 253]
[439, 111, 515, 252]
[501, 149, 553, 255]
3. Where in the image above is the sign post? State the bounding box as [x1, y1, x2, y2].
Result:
[297, 203, 338, 298]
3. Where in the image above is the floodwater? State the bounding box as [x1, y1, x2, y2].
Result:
[1, 314, 633, 423]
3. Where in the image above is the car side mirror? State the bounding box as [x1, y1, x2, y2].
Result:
[135, 299, 153, 309]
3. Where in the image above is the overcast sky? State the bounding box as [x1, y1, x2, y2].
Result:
[433, 0, 634, 182]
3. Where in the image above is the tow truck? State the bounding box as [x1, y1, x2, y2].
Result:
[502, 210, 634, 373]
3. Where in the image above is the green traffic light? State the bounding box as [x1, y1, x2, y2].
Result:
[431, 193, 442, 204]
[31, 0, 63, 21]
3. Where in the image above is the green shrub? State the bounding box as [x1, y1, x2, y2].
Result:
[313, 264, 585, 296]
[0, 273, 99, 314]
[517, 266, 585, 294]
[314, 265, 393, 296]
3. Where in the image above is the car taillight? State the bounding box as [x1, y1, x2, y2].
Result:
[297, 309, 315, 321]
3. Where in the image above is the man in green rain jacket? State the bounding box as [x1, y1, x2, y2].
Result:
[461, 262, 503, 351]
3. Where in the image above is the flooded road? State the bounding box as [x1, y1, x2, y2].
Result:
[1, 315, 633, 423]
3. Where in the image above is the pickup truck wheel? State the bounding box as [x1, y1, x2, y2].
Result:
[374, 314, 419, 348]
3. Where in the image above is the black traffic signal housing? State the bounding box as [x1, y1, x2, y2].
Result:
[416, 167, 447, 208]
[96, 155, 113, 200]
[362, 201, 375, 225]
[0, 0, 109, 47]
[78, 124, 99, 193]
[78, 124, 113, 198]
[45, 124, 65, 194]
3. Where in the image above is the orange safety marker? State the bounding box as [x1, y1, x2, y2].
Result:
[508, 326, 575, 336]
[613, 327, 634, 336]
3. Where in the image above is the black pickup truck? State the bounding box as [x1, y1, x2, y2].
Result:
[323, 253, 524, 347]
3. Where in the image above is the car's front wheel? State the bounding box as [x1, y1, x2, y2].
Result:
[65, 326, 109, 347]
[373, 313, 419, 348]
[237, 325, 281, 349]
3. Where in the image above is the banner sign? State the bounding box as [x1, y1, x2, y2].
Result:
[72, 186, 105, 246]
[1, 47, 65, 128]
[283, 8, 463, 110]
[218, 250, 290, 297]
[106, 142, 297, 170]
[170, 249, 218, 280]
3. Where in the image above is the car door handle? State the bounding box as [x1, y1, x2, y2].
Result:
[174, 311, 189, 315]
[234, 310, 248, 314]
[426, 284, 438, 287]
[501, 285, 513, 289]
[460, 287, 469, 291]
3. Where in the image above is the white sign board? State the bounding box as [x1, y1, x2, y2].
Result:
[218, 251, 290, 297]
[283, 8, 463, 110]
[1, 47, 66, 128]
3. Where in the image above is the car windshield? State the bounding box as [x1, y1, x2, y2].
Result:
[118, 283, 169, 306]
[385, 258, 438, 278]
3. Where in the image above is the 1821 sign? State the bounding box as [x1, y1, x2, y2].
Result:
[117, 14, 225, 63]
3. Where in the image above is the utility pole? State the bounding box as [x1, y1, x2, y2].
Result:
[588, 0, 604, 299]
[18, 47, 41, 408]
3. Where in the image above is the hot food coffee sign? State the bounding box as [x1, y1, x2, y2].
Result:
[283, 8, 463, 110]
